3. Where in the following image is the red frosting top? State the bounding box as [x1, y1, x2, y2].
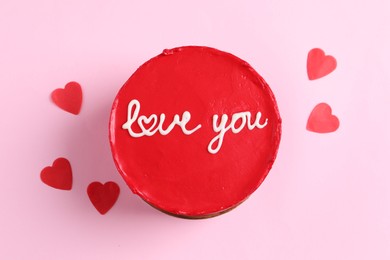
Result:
[109, 46, 281, 217]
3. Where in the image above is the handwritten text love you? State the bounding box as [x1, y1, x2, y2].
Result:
[122, 99, 268, 154]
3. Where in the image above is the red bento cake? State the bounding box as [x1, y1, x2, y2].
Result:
[109, 46, 281, 218]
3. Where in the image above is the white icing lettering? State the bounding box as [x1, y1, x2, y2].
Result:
[122, 99, 201, 137]
[207, 111, 268, 154]
[121, 99, 268, 154]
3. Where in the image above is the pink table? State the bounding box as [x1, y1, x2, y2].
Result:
[0, 0, 389, 259]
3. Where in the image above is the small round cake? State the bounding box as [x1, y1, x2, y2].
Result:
[109, 46, 281, 218]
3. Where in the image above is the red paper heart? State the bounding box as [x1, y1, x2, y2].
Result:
[87, 182, 120, 215]
[307, 48, 337, 80]
[307, 103, 339, 133]
[40, 158, 72, 190]
[51, 81, 82, 115]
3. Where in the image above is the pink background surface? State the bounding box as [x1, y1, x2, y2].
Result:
[1, 0, 389, 259]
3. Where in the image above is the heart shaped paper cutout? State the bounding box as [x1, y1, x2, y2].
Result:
[51, 81, 82, 115]
[87, 182, 120, 215]
[307, 103, 339, 133]
[307, 48, 337, 80]
[40, 158, 72, 190]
